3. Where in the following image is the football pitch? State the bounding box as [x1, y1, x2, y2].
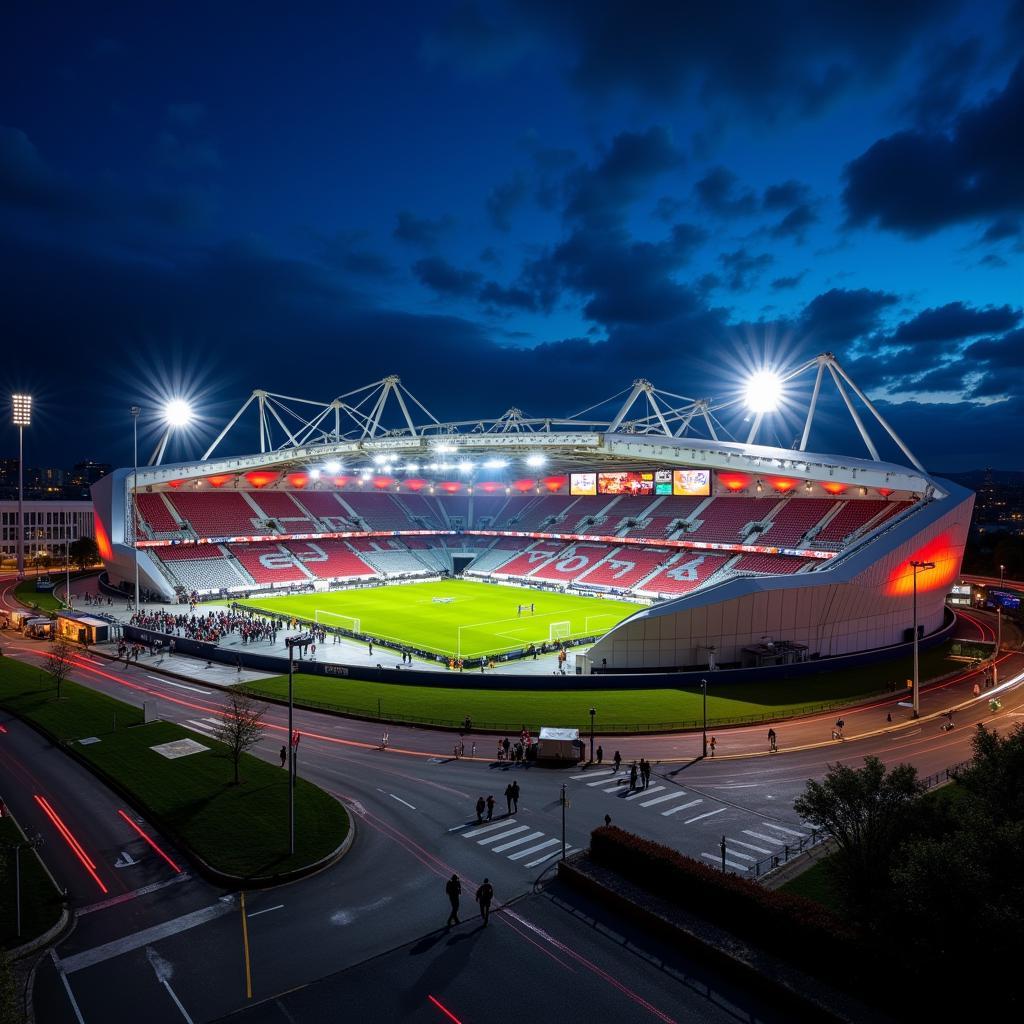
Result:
[236, 579, 641, 658]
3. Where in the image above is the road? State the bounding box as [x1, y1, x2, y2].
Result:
[3, 575, 1022, 1021]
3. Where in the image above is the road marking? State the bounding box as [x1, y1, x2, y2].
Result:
[718, 848, 755, 861]
[524, 847, 570, 868]
[742, 830, 784, 845]
[185, 721, 217, 737]
[476, 826, 530, 846]
[60, 901, 235, 974]
[447, 823, 470, 832]
[79, 873, 192, 916]
[638, 791, 686, 808]
[491, 831, 545, 853]
[149, 677, 209, 694]
[661, 799, 702, 817]
[162, 977, 195, 1023]
[51, 950, 85, 1024]
[570, 769, 614, 780]
[239, 893, 253, 1000]
[247, 904, 284, 919]
[624, 785, 665, 802]
[762, 822, 807, 837]
[701, 853, 749, 872]
[507, 838, 560, 861]
[463, 819, 516, 838]
[587, 772, 628, 787]
[685, 808, 726, 824]
[147, 946, 195, 1023]
[389, 794, 416, 810]
[726, 838, 772, 854]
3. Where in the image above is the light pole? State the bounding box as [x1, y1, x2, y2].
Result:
[285, 632, 313, 855]
[12, 394, 31, 580]
[130, 406, 140, 610]
[997, 564, 1005, 653]
[910, 560, 935, 718]
[700, 678, 708, 757]
[0, 828, 44, 938]
[588, 707, 596, 763]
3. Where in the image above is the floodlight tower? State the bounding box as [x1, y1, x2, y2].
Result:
[150, 399, 194, 465]
[130, 406, 141, 609]
[12, 395, 31, 579]
[743, 370, 782, 444]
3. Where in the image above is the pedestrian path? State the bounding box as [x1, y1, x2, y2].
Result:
[183, 717, 223, 738]
[569, 772, 713, 816]
[697, 821, 809, 875]
[449, 818, 571, 869]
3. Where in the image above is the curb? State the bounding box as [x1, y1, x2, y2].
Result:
[6, 907, 71, 962]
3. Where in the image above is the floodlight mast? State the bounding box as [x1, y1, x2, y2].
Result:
[12, 394, 32, 579]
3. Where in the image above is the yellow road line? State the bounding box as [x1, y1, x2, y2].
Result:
[240, 891, 253, 1000]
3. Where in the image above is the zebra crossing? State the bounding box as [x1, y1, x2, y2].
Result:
[568, 768, 711, 817]
[450, 818, 571, 868]
[182, 717, 224, 737]
[700, 821, 809, 874]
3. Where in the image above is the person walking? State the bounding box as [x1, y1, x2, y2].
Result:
[504, 783, 514, 816]
[604, 814, 612, 827]
[596, 744, 603, 765]
[709, 735, 717, 757]
[279, 744, 287, 768]
[768, 728, 777, 752]
[486, 795, 495, 821]
[613, 750, 622, 773]
[445, 874, 461, 927]
[510, 780, 520, 813]
[475, 796, 486, 823]
[629, 761, 638, 790]
[476, 878, 494, 926]
[642, 759, 651, 788]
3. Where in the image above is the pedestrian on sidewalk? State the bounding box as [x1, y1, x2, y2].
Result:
[475, 796, 486, 823]
[510, 780, 520, 813]
[629, 761, 638, 789]
[709, 736, 717, 757]
[486, 795, 495, 821]
[768, 728, 777, 752]
[476, 878, 494, 926]
[613, 750, 621, 772]
[445, 874, 461, 927]
[504, 783, 514, 815]
[279, 745, 287, 767]
[596, 745, 603, 765]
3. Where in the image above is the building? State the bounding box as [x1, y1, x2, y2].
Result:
[0, 500, 95, 567]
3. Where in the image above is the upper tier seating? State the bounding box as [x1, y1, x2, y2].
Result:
[728, 553, 813, 575]
[169, 492, 263, 538]
[292, 491, 356, 529]
[136, 493, 181, 535]
[814, 499, 910, 547]
[283, 540, 376, 580]
[576, 546, 670, 589]
[528, 543, 612, 583]
[352, 539, 430, 576]
[620, 496, 705, 538]
[605, 495, 661, 528]
[494, 540, 565, 576]
[759, 499, 835, 548]
[341, 492, 416, 530]
[506, 495, 578, 531]
[637, 552, 729, 596]
[467, 496, 506, 528]
[394, 493, 445, 528]
[228, 542, 309, 584]
[684, 498, 773, 544]
[249, 490, 316, 533]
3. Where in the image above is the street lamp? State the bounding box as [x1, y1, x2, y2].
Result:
[700, 678, 708, 757]
[12, 394, 31, 579]
[588, 707, 596, 763]
[285, 632, 314, 855]
[0, 826, 44, 938]
[910, 560, 935, 718]
[998, 564, 1005, 653]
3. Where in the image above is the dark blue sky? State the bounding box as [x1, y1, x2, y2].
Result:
[2, 1, 1022, 470]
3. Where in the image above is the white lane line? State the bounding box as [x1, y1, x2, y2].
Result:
[203, 717, 223, 725]
[50, 950, 85, 1024]
[639, 791, 687, 808]
[726, 838, 772, 854]
[524, 847, 571, 868]
[79, 873, 192, 916]
[686, 808, 727, 824]
[570, 769, 614, 780]
[247, 904, 284, 919]
[661, 799, 702, 817]
[587, 772, 628, 787]
[491, 831, 545, 853]
[447, 823, 470, 832]
[149, 677, 209, 694]
[161, 978, 195, 1024]
[463, 819, 516, 838]
[184, 721, 217, 737]
[60, 901, 235, 974]
[763, 822, 807, 837]
[477, 826, 530, 846]
[701, 853, 749, 872]
[742, 830, 784, 845]
[624, 785, 665, 802]
[718, 848, 755, 861]
[507, 838, 560, 861]
[389, 794, 416, 810]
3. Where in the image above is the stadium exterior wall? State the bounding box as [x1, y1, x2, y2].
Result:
[586, 480, 973, 670]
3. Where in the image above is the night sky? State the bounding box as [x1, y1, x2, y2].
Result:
[2, 1, 1022, 471]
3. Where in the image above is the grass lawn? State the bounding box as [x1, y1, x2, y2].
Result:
[243, 640, 959, 732]
[0, 815, 65, 949]
[0, 660, 348, 879]
[238, 579, 639, 658]
[14, 578, 64, 613]
[779, 857, 844, 914]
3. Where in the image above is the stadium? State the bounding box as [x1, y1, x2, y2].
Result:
[91, 353, 973, 675]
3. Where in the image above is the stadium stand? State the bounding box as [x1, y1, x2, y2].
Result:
[728, 553, 813, 575]
[494, 539, 565, 577]
[604, 495, 662, 530]
[136, 493, 183, 536]
[684, 497, 775, 543]
[169, 492, 263, 538]
[229, 542, 310, 585]
[507, 495, 578, 531]
[528, 543, 612, 582]
[353, 539, 431, 576]
[283, 540, 377, 580]
[758, 498, 835, 548]
[292, 491, 356, 529]
[340, 492, 414, 530]
[394, 493, 445, 528]
[813, 499, 911, 548]
[637, 552, 730, 596]
[576, 546, 670, 589]
[153, 544, 253, 591]
[466, 495, 505, 528]
[620, 496, 705, 538]
[248, 490, 316, 532]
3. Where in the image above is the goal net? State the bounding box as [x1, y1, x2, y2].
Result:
[548, 621, 571, 641]
[314, 610, 361, 633]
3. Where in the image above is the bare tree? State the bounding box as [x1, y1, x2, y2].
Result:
[213, 690, 266, 785]
[45, 635, 75, 700]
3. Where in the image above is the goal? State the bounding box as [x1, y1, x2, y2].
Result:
[314, 610, 361, 633]
[548, 621, 572, 642]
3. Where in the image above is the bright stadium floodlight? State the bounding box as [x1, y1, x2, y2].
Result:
[743, 370, 783, 414]
[404, 463, 419, 472]
[526, 453, 546, 468]
[162, 397, 194, 427]
[458, 460, 473, 474]
[372, 454, 388, 466]
[12, 394, 32, 427]
[433, 442, 457, 454]
[325, 460, 341, 474]
[309, 468, 321, 480]
[484, 458, 507, 469]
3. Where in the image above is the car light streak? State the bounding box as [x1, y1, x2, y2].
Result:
[34, 794, 108, 894]
[427, 995, 465, 1023]
[116, 809, 183, 873]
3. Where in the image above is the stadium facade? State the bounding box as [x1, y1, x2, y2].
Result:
[92, 357, 973, 672]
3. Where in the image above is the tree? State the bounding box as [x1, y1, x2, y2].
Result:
[793, 756, 923, 908]
[213, 690, 266, 785]
[954, 723, 1024, 824]
[68, 536, 100, 571]
[44, 635, 75, 701]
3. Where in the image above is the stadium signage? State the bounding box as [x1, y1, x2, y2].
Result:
[570, 469, 711, 496]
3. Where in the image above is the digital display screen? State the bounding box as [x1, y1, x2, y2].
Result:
[598, 471, 656, 496]
[570, 472, 597, 496]
[673, 469, 711, 496]
[655, 470, 673, 495]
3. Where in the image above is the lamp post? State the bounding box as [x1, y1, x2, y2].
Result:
[910, 560, 935, 718]
[285, 632, 313, 855]
[12, 394, 31, 580]
[0, 828, 44, 938]
[700, 678, 708, 757]
[997, 564, 1005, 653]
[588, 707, 596, 763]
[130, 406, 140, 610]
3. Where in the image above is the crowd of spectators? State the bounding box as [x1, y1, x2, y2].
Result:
[129, 608, 280, 645]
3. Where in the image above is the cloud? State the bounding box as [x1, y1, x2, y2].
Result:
[762, 179, 811, 210]
[479, 280, 537, 311]
[412, 257, 482, 297]
[798, 287, 899, 345]
[719, 247, 773, 290]
[486, 174, 529, 231]
[770, 202, 819, 240]
[316, 230, 394, 278]
[0, 125, 87, 216]
[771, 272, 807, 290]
[889, 301, 1021, 345]
[393, 210, 455, 247]
[981, 216, 1021, 243]
[843, 60, 1024, 237]
[900, 37, 982, 128]
[693, 166, 756, 216]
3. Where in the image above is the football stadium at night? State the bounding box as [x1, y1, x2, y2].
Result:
[91, 354, 973, 674]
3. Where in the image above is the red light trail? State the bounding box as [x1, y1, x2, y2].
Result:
[34, 794, 108, 894]
[116, 809, 183, 873]
[427, 995, 465, 1023]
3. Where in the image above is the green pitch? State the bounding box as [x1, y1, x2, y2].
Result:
[236, 579, 641, 658]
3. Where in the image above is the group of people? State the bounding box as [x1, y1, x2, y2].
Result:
[628, 758, 653, 790]
[474, 781, 520, 821]
[445, 874, 495, 927]
[129, 608, 284, 646]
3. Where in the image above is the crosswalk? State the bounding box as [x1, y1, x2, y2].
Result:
[182, 717, 224, 737]
[700, 822, 809, 874]
[568, 769, 712, 818]
[451, 818, 570, 868]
